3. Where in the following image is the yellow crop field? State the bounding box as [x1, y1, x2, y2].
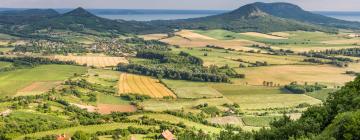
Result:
[270, 32, 292, 38]
[240, 32, 287, 39]
[53, 55, 128, 68]
[140, 34, 168, 40]
[161, 36, 261, 51]
[234, 64, 356, 86]
[118, 73, 176, 98]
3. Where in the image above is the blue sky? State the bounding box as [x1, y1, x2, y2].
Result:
[0, 0, 359, 11]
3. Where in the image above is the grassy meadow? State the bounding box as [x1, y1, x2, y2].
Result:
[0, 64, 86, 97]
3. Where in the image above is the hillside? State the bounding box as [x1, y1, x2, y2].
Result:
[150, 2, 360, 33]
[0, 9, 59, 24]
[251, 2, 360, 29]
[31, 7, 169, 34]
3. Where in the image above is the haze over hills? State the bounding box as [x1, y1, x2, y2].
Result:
[151, 2, 335, 33]
[0, 2, 360, 36]
[152, 2, 360, 33]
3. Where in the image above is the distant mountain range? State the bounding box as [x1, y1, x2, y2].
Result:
[0, 2, 359, 36]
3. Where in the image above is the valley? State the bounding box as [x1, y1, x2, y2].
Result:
[0, 1, 359, 140]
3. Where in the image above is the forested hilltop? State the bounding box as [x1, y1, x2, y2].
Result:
[1, 2, 360, 38]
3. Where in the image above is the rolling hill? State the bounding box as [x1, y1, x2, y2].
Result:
[150, 2, 353, 33]
[1, 2, 360, 36]
[31, 7, 170, 34]
[0, 9, 59, 24]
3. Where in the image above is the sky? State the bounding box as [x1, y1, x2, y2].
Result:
[0, 0, 359, 11]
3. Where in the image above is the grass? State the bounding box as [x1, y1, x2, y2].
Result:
[162, 79, 223, 98]
[306, 89, 337, 102]
[0, 47, 13, 52]
[140, 98, 231, 112]
[16, 123, 153, 140]
[96, 92, 130, 105]
[234, 65, 356, 86]
[86, 68, 120, 87]
[172, 47, 308, 68]
[0, 65, 87, 97]
[161, 30, 259, 51]
[0, 33, 18, 40]
[0, 61, 12, 68]
[242, 116, 282, 127]
[128, 113, 222, 133]
[213, 84, 322, 109]
[193, 29, 357, 52]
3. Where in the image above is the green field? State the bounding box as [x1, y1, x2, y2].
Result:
[193, 29, 357, 52]
[16, 123, 153, 140]
[0, 33, 19, 40]
[0, 61, 12, 68]
[242, 116, 282, 127]
[194, 30, 342, 44]
[128, 113, 222, 133]
[141, 98, 231, 112]
[213, 85, 322, 109]
[86, 68, 120, 87]
[0, 65, 87, 97]
[162, 79, 223, 98]
[96, 92, 129, 105]
[306, 89, 337, 102]
[0, 47, 14, 52]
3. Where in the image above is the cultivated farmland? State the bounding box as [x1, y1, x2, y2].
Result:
[118, 73, 176, 98]
[161, 30, 262, 51]
[52, 55, 128, 68]
[0, 65, 86, 97]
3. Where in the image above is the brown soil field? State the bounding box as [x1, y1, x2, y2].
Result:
[53, 55, 128, 68]
[208, 116, 244, 126]
[16, 81, 61, 96]
[97, 104, 137, 114]
[118, 73, 176, 98]
[240, 32, 287, 39]
[70, 103, 97, 112]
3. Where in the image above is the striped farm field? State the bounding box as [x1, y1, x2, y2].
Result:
[52, 55, 128, 68]
[118, 73, 176, 98]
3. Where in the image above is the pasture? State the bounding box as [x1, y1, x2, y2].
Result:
[0, 47, 13, 52]
[53, 55, 128, 68]
[16, 123, 153, 140]
[160, 30, 261, 51]
[162, 79, 223, 98]
[140, 97, 231, 112]
[240, 32, 287, 39]
[140, 33, 168, 40]
[118, 73, 176, 98]
[86, 68, 120, 87]
[234, 65, 356, 86]
[241, 116, 282, 127]
[0, 65, 86, 97]
[212, 84, 322, 109]
[0, 61, 12, 68]
[128, 113, 222, 133]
